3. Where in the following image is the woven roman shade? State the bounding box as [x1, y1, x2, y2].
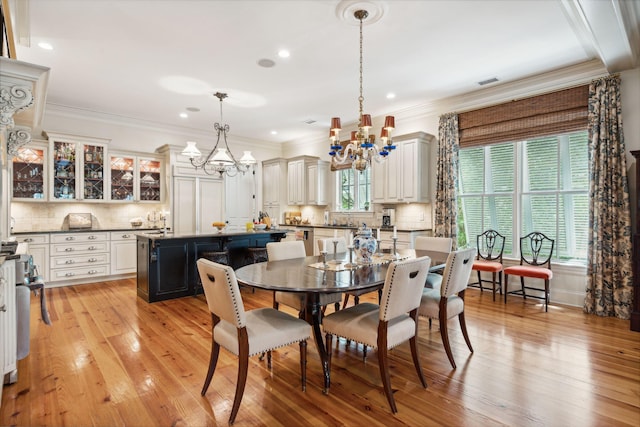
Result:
[458, 85, 589, 147]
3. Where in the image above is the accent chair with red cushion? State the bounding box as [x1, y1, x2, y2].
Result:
[470, 229, 505, 301]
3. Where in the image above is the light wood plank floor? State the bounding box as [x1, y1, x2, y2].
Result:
[2, 278, 639, 426]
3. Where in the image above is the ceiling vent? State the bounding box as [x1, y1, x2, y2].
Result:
[478, 77, 499, 86]
[303, 119, 316, 125]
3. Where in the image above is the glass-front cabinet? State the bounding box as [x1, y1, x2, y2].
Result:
[45, 132, 110, 202]
[109, 154, 162, 202]
[11, 143, 48, 200]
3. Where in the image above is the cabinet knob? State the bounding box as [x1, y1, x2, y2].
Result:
[66, 236, 75, 241]
[88, 246, 96, 250]
[24, 238, 33, 242]
[65, 247, 74, 252]
[65, 272, 75, 277]
[88, 258, 97, 262]
[88, 235, 97, 240]
[122, 234, 131, 238]
[88, 270, 98, 275]
[65, 260, 75, 264]
[0, 305, 6, 312]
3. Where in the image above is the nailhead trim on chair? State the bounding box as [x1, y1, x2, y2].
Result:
[224, 267, 244, 327]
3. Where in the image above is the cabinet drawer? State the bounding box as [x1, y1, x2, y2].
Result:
[51, 232, 108, 244]
[51, 242, 109, 254]
[13, 234, 50, 244]
[109, 231, 137, 241]
[49, 265, 110, 281]
[50, 253, 109, 269]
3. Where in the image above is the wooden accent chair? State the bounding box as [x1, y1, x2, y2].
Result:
[197, 258, 311, 425]
[470, 229, 505, 301]
[504, 232, 554, 312]
[418, 247, 477, 369]
[322, 256, 432, 413]
[266, 241, 343, 315]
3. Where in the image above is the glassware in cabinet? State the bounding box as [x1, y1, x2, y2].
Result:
[139, 158, 161, 201]
[110, 155, 135, 201]
[83, 144, 105, 200]
[12, 146, 46, 200]
[52, 140, 78, 200]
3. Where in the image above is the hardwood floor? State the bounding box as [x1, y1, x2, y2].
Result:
[2, 279, 639, 426]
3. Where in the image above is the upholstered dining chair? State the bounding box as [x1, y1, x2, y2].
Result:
[197, 258, 311, 425]
[266, 241, 343, 315]
[470, 229, 505, 301]
[504, 231, 554, 312]
[414, 236, 453, 290]
[322, 256, 432, 413]
[418, 247, 477, 369]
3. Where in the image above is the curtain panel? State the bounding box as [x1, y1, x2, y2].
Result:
[585, 74, 634, 319]
[435, 113, 459, 246]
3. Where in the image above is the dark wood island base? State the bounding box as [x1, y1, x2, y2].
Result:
[136, 229, 289, 302]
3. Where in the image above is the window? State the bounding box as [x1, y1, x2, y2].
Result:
[336, 168, 371, 211]
[457, 130, 589, 263]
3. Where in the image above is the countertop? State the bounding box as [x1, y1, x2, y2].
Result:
[11, 227, 166, 235]
[280, 224, 432, 232]
[135, 228, 293, 241]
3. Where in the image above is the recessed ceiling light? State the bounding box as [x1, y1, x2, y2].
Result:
[179, 112, 188, 118]
[257, 58, 276, 68]
[186, 107, 200, 112]
[271, 130, 278, 135]
[38, 42, 53, 50]
[386, 93, 396, 99]
[278, 49, 290, 58]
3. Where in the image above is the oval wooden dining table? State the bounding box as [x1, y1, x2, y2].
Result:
[233, 249, 448, 394]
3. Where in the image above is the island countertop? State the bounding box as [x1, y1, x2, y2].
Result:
[135, 228, 294, 240]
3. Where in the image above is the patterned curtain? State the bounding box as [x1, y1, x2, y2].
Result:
[435, 113, 459, 247]
[585, 75, 633, 319]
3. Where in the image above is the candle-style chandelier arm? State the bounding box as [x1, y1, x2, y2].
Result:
[180, 92, 256, 177]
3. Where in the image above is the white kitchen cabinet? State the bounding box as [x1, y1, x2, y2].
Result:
[0, 259, 17, 392]
[10, 141, 48, 201]
[262, 158, 288, 224]
[173, 176, 223, 235]
[287, 158, 305, 205]
[287, 156, 328, 206]
[12, 233, 49, 281]
[225, 170, 254, 231]
[49, 232, 110, 282]
[379, 230, 431, 252]
[109, 153, 163, 202]
[44, 131, 110, 202]
[110, 232, 137, 274]
[372, 132, 433, 203]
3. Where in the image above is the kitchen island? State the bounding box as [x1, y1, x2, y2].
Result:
[136, 229, 290, 302]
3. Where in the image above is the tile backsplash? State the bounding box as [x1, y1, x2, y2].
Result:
[11, 202, 169, 232]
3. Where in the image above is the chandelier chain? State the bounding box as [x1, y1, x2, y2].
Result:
[358, 12, 364, 118]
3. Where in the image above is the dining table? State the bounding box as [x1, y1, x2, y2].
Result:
[234, 248, 449, 393]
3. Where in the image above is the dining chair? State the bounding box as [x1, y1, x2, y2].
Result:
[197, 258, 311, 425]
[504, 232, 554, 312]
[418, 247, 477, 369]
[470, 229, 505, 301]
[266, 241, 343, 315]
[414, 236, 453, 290]
[322, 256, 432, 413]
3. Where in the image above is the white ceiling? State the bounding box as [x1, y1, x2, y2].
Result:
[9, 0, 640, 144]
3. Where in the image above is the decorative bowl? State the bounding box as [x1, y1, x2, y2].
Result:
[254, 223, 267, 231]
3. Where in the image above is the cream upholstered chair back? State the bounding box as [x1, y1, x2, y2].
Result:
[379, 256, 431, 321]
[317, 237, 348, 253]
[440, 247, 477, 298]
[197, 258, 246, 328]
[267, 240, 306, 261]
[414, 236, 453, 252]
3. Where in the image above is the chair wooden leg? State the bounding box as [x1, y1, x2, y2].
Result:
[409, 335, 427, 388]
[325, 333, 333, 372]
[272, 291, 279, 310]
[342, 294, 350, 309]
[377, 324, 397, 413]
[229, 332, 250, 425]
[545, 279, 549, 312]
[299, 340, 307, 391]
[520, 276, 526, 299]
[201, 339, 220, 396]
[476, 270, 484, 292]
[354, 295, 360, 305]
[498, 271, 503, 296]
[439, 305, 456, 369]
[491, 272, 497, 301]
[459, 311, 473, 353]
[267, 350, 272, 369]
[504, 274, 509, 304]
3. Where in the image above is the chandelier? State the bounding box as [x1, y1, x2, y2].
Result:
[329, 9, 396, 172]
[181, 92, 256, 176]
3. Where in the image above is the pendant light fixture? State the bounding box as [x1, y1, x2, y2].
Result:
[181, 92, 256, 176]
[329, 9, 396, 172]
